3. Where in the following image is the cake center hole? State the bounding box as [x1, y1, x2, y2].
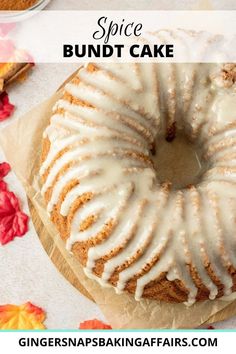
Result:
[152, 133, 203, 189]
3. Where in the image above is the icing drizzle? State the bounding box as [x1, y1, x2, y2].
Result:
[40, 31, 236, 304]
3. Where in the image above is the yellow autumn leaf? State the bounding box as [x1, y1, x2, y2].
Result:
[0, 302, 46, 329]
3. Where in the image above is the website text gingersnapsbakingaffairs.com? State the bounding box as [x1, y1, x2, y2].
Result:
[18, 336, 218, 348]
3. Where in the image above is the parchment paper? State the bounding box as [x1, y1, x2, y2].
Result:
[1, 77, 236, 329]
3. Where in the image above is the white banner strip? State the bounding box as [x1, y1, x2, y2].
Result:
[0, 11, 236, 63]
[0, 330, 234, 353]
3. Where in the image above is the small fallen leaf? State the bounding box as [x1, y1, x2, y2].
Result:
[79, 319, 112, 329]
[0, 302, 46, 329]
[0, 190, 29, 245]
[0, 91, 15, 122]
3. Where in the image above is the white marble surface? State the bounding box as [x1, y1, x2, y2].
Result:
[0, 0, 236, 329]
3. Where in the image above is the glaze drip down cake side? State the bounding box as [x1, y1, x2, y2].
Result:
[40, 32, 236, 304]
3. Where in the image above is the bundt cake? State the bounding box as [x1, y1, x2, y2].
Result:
[40, 34, 236, 304]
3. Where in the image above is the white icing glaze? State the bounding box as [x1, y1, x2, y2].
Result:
[40, 31, 236, 305]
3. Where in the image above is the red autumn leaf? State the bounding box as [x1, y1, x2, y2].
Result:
[0, 180, 8, 192]
[0, 162, 11, 179]
[0, 23, 15, 37]
[0, 162, 10, 191]
[79, 319, 112, 330]
[0, 190, 29, 245]
[0, 92, 15, 122]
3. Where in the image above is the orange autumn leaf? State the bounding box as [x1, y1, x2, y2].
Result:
[79, 319, 112, 330]
[0, 302, 46, 329]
